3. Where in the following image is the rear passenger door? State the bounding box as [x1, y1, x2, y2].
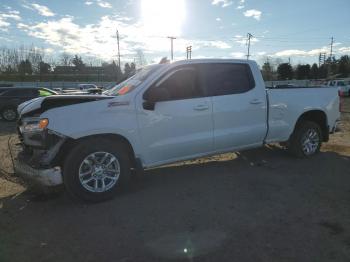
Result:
[200, 63, 267, 151]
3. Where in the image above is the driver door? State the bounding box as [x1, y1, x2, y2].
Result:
[136, 66, 213, 167]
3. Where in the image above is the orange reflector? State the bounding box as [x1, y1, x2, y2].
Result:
[117, 85, 131, 95]
[39, 118, 49, 129]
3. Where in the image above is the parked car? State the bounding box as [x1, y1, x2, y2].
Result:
[327, 80, 350, 96]
[61, 84, 102, 95]
[78, 84, 98, 90]
[0, 87, 58, 121]
[16, 59, 340, 202]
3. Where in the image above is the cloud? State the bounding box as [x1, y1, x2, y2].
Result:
[243, 9, 262, 20]
[212, 0, 233, 8]
[16, 14, 233, 61]
[338, 47, 350, 54]
[0, 9, 21, 31]
[274, 47, 329, 57]
[96, 0, 112, 8]
[234, 34, 259, 45]
[23, 3, 55, 16]
[206, 40, 231, 49]
[237, 0, 245, 9]
[85, 0, 112, 8]
[230, 52, 246, 58]
[0, 19, 10, 30]
[216, 17, 221, 22]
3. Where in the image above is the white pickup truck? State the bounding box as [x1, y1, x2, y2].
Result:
[16, 59, 340, 201]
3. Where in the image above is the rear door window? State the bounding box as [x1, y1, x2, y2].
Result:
[199, 63, 255, 96]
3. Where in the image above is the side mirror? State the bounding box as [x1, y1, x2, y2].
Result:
[143, 88, 170, 110]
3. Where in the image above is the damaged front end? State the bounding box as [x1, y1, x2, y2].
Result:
[15, 94, 112, 187]
[16, 117, 66, 187]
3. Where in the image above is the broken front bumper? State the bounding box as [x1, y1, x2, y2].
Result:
[15, 122, 67, 187]
[15, 152, 63, 187]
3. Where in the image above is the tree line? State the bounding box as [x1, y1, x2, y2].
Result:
[262, 55, 350, 81]
[0, 45, 137, 82]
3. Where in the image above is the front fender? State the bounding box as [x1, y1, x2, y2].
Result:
[40, 97, 142, 156]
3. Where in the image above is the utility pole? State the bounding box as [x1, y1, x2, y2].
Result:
[116, 29, 121, 68]
[329, 36, 334, 61]
[167, 36, 176, 61]
[319, 52, 326, 67]
[186, 46, 192, 60]
[246, 33, 253, 60]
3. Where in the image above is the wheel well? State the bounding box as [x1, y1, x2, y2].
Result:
[295, 110, 329, 142]
[54, 134, 137, 168]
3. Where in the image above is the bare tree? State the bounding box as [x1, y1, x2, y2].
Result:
[59, 52, 72, 66]
[135, 49, 146, 67]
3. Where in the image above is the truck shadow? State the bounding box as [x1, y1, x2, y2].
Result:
[1, 144, 349, 202]
[1, 145, 350, 261]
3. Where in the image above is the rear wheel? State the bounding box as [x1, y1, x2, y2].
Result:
[288, 121, 322, 158]
[63, 138, 131, 202]
[1, 107, 18, 122]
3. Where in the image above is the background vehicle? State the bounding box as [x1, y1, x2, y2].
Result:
[78, 84, 98, 90]
[61, 84, 102, 95]
[327, 80, 350, 96]
[0, 87, 57, 121]
[16, 59, 340, 202]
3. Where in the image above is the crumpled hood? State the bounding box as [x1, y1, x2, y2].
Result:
[18, 97, 45, 116]
[18, 95, 112, 117]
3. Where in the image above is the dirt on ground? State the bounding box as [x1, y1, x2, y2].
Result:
[0, 98, 349, 262]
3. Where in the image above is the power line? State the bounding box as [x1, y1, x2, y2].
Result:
[186, 46, 192, 60]
[329, 36, 334, 60]
[167, 36, 176, 61]
[116, 29, 121, 68]
[246, 33, 253, 60]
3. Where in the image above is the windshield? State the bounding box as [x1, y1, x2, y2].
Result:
[103, 64, 163, 96]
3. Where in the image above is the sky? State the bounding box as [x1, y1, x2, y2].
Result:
[0, 0, 349, 66]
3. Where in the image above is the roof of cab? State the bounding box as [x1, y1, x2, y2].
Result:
[171, 58, 254, 65]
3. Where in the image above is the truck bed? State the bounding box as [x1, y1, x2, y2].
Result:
[265, 87, 340, 143]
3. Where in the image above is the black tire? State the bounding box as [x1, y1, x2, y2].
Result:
[63, 138, 131, 202]
[288, 120, 322, 158]
[1, 106, 18, 122]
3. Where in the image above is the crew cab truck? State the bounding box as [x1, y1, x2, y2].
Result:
[16, 59, 340, 202]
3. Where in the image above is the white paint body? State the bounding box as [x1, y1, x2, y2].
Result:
[20, 59, 340, 168]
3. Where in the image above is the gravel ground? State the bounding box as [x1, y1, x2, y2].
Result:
[0, 98, 349, 262]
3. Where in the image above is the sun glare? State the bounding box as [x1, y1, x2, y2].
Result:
[141, 0, 186, 36]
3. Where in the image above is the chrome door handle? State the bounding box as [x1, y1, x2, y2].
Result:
[250, 99, 263, 105]
[193, 104, 209, 111]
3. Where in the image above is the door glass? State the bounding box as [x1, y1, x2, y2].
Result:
[154, 68, 202, 101]
[201, 63, 255, 96]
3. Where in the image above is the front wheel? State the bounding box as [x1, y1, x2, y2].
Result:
[288, 121, 322, 158]
[63, 138, 131, 202]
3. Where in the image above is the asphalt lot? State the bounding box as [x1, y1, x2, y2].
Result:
[0, 98, 350, 262]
